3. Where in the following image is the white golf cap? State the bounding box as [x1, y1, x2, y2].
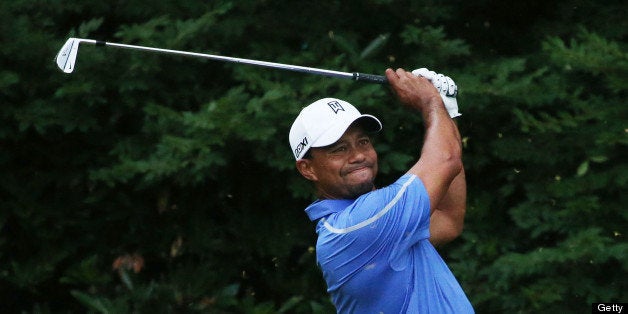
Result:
[289, 98, 382, 160]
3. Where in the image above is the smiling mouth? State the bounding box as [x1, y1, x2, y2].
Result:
[349, 167, 367, 173]
[345, 165, 371, 176]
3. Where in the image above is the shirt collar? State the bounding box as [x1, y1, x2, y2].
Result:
[304, 199, 355, 221]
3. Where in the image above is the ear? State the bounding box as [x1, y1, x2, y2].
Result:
[296, 159, 318, 181]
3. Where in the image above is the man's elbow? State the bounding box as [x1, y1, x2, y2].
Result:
[445, 221, 464, 242]
[430, 230, 460, 247]
[441, 150, 463, 181]
[429, 216, 465, 247]
[452, 221, 464, 239]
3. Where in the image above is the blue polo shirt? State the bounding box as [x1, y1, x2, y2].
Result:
[305, 174, 474, 313]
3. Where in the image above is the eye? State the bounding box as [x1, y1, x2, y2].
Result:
[358, 138, 371, 146]
[332, 145, 347, 153]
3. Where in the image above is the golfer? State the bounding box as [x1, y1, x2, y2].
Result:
[289, 68, 474, 313]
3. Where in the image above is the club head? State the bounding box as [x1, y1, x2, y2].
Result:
[55, 38, 80, 73]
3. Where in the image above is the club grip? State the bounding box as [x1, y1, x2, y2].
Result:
[353, 72, 389, 84]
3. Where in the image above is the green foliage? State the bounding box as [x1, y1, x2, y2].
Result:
[1, 0, 625, 313]
[448, 26, 627, 313]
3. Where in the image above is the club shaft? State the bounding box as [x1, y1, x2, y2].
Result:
[78, 39, 387, 83]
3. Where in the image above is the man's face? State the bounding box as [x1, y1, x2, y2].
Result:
[298, 123, 378, 199]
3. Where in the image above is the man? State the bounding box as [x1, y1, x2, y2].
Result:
[288, 68, 473, 313]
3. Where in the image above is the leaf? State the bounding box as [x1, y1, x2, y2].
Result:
[0, 71, 19, 89]
[59, 255, 111, 285]
[590, 156, 608, 163]
[359, 33, 389, 59]
[77, 18, 104, 37]
[70, 290, 111, 314]
[576, 161, 589, 177]
[119, 269, 134, 290]
[329, 32, 358, 58]
[277, 296, 304, 313]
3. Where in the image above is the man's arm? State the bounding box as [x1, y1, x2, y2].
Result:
[429, 118, 466, 246]
[430, 167, 466, 246]
[385, 68, 463, 212]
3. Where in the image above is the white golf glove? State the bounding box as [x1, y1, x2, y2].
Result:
[412, 68, 461, 118]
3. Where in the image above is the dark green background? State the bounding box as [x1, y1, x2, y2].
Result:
[1, 0, 626, 312]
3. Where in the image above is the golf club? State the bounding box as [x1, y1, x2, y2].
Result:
[55, 37, 388, 84]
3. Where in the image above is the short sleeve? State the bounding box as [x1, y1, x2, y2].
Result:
[319, 174, 431, 249]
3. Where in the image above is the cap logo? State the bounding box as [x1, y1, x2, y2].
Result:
[294, 136, 308, 158]
[327, 100, 345, 114]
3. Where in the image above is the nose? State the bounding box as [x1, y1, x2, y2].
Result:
[348, 146, 367, 163]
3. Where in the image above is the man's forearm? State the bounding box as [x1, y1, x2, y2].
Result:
[429, 167, 466, 246]
[415, 103, 463, 211]
[429, 119, 465, 246]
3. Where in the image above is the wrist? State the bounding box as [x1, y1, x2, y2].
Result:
[419, 96, 447, 117]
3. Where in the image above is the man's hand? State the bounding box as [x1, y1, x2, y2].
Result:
[412, 68, 461, 118]
[385, 68, 442, 113]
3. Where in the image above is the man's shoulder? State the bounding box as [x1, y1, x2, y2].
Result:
[318, 174, 429, 234]
[359, 173, 424, 203]
[305, 173, 429, 232]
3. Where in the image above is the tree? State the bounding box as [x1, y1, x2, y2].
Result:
[0, 0, 625, 312]
[449, 29, 627, 312]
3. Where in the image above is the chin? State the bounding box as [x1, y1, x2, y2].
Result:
[343, 167, 377, 198]
[346, 180, 375, 199]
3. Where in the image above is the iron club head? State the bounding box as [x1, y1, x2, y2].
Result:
[55, 38, 80, 73]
